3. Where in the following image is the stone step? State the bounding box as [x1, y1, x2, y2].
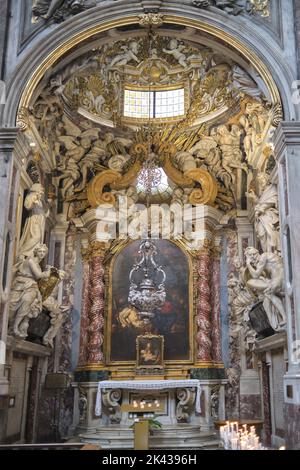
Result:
[79, 425, 221, 449]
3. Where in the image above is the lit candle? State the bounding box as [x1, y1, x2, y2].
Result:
[231, 438, 238, 450]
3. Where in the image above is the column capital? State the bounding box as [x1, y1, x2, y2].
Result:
[194, 238, 213, 256]
[274, 121, 300, 158]
[0, 127, 19, 147]
[91, 241, 110, 257]
[83, 241, 111, 260]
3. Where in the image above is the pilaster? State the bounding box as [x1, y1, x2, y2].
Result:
[274, 122, 300, 446]
[0, 127, 19, 396]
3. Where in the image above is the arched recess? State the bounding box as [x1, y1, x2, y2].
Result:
[0, 1, 297, 128]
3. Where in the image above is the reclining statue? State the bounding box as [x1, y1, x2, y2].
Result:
[244, 247, 286, 332]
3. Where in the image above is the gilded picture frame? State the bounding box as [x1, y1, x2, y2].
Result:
[136, 334, 164, 369]
[106, 239, 194, 366]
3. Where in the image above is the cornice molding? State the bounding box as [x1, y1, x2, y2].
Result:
[274, 121, 300, 158]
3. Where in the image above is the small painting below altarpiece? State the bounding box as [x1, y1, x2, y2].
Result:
[136, 334, 164, 369]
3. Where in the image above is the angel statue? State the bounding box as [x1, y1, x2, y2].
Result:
[18, 183, 49, 258]
[192, 0, 244, 15]
[32, 0, 95, 22]
[55, 157, 81, 199]
[163, 39, 188, 68]
[246, 174, 280, 253]
[9, 244, 51, 338]
[231, 65, 264, 101]
[109, 41, 140, 68]
[75, 132, 133, 190]
[54, 117, 100, 197]
[215, 124, 247, 184]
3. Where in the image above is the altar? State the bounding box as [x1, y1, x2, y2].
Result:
[71, 219, 228, 449]
[95, 379, 202, 422]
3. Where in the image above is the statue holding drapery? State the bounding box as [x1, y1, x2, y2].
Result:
[18, 183, 49, 258]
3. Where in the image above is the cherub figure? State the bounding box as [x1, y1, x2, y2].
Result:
[162, 39, 188, 68]
[109, 41, 140, 67]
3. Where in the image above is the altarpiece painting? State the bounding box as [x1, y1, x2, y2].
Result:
[108, 239, 192, 364]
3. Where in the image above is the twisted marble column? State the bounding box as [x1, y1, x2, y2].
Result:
[196, 242, 212, 362]
[87, 248, 105, 364]
[211, 252, 222, 363]
[78, 256, 90, 366]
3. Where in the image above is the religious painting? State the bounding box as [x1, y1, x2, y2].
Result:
[108, 239, 192, 364]
[136, 334, 164, 369]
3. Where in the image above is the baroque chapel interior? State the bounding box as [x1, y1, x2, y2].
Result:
[0, 0, 300, 452]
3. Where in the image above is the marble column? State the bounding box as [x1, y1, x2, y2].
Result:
[274, 122, 300, 448]
[261, 360, 272, 446]
[211, 248, 222, 363]
[195, 241, 212, 362]
[78, 250, 90, 366]
[87, 243, 106, 365]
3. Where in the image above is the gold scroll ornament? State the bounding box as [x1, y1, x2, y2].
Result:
[184, 168, 218, 205]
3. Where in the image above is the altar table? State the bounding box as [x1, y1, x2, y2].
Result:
[95, 379, 201, 416]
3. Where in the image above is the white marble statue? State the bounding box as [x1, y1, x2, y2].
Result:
[9, 244, 51, 338]
[32, 0, 95, 21]
[171, 187, 184, 205]
[190, 135, 232, 189]
[227, 256, 257, 349]
[55, 123, 100, 197]
[240, 103, 268, 159]
[174, 151, 197, 173]
[18, 184, 49, 258]
[215, 124, 247, 184]
[55, 157, 81, 198]
[42, 277, 69, 348]
[247, 175, 280, 253]
[162, 39, 188, 68]
[231, 65, 263, 100]
[108, 154, 130, 172]
[244, 247, 286, 332]
[109, 41, 140, 67]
